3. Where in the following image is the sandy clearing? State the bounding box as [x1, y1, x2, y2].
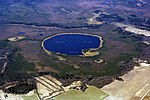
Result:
[102, 59, 150, 100]
[0, 90, 24, 100]
[114, 23, 150, 37]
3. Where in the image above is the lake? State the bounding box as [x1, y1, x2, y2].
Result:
[42, 33, 101, 56]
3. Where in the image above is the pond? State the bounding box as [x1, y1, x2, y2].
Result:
[42, 33, 102, 56]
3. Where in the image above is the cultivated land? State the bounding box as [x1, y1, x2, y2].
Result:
[102, 59, 150, 100]
[0, 0, 150, 100]
[55, 86, 108, 100]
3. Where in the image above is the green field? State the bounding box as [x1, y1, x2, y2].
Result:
[23, 94, 38, 100]
[54, 86, 108, 100]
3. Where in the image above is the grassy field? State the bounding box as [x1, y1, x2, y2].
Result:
[23, 94, 38, 100]
[21, 86, 108, 100]
[54, 86, 108, 100]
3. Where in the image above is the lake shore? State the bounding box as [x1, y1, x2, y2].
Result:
[42, 33, 103, 57]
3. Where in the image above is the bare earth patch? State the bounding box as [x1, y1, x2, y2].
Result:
[102, 59, 150, 100]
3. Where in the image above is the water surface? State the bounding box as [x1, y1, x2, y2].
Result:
[43, 34, 101, 55]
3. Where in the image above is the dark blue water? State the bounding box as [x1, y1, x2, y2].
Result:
[18, 32, 25, 35]
[43, 34, 101, 55]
